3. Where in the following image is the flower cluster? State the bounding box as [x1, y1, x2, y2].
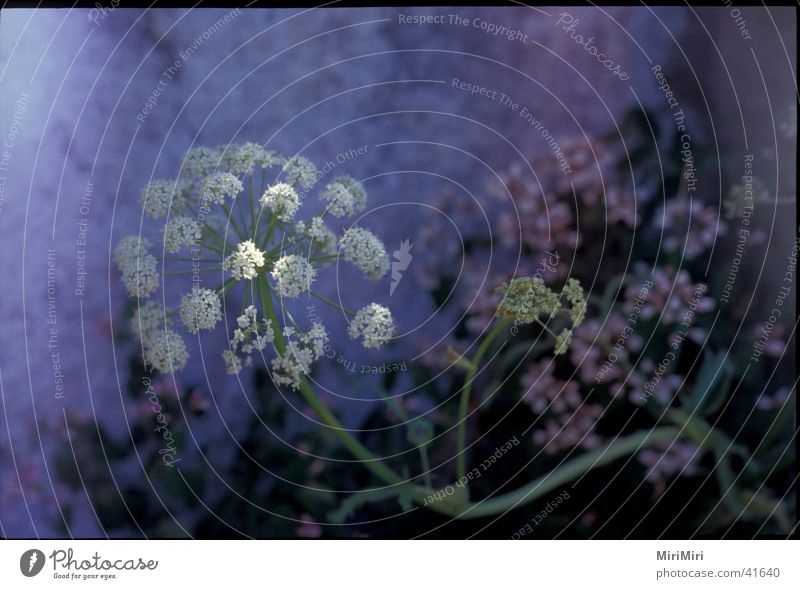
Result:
[223, 305, 275, 375]
[319, 176, 367, 217]
[114, 236, 159, 298]
[271, 324, 328, 390]
[271, 254, 315, 298]
[115, 144, 393, 381]
[223, 240, 266, 281]
[261, 183, 301, 221]
[179, 287, 222, 334]
[348, 304, 395, 349]
[163, 216, 201, 253]
[340, 227, 390, 279]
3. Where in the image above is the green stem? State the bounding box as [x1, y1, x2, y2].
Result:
[456, 320, 509, 479]
[419, 444, 433, 489]
[309, 290, 356, 316]
[534, 317, 559, 339]
[455, 426, 679, 519]
[257, 275, 424, 496]
[164, 267, 222, 276]
[220, 202, 246, 242]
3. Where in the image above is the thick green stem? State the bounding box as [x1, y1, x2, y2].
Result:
[456, 320, 509, 479]
[455, 426, 680, 519]
[256, 276, 437, 502]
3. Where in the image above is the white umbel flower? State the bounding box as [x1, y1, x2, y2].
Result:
[120, 254, 159, 298]
[223, 142, 282, 175]
[223, 305, 275, 374]
[141, 179, 181, 219]
[297, 217, 337, 256]
[260, 182, 301, 221]
[319, 176, 367, 217]
[200, 172, 243, 205]
[132, 301, 169, 344]
[340, 227, 390, 279]
[283, 155, 318, 190]
[222, 349, 243, 375]
[348, 304, 395, 349]
[114, 236, 152, 268]
[271, 254, 315, 298]
[223, 240, 265, 280]
[163, 216, 201, 253]
[144, 329, 189, 373]
[270, 323, 328, 389]
[179, 287, 222, 334]
[182, 146, 222, 179]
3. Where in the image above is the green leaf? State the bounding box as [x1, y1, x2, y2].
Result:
[683, 350, 731, 416]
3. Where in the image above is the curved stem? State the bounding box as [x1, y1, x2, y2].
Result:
[455, 426, 679, 519]
[309, 290, 356, 316]
[456, 320, 509, 479]
[256, 275, 440, 504]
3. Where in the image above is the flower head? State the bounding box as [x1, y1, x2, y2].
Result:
[270, 323, 328, 389]
[182, 146, 223, 179]
[132, 301, 169, 344]
[319, 176, 367, 217]
[223, 305, 275, 374]
[340, 227, 389, 279]
[120, 254, 159, 298]
[200, 172, 243, 205]
[141, 179, 181, 219]
[495, 277, 559, 323]
[554, 328, 572, 355]
[223, 142, 282, 175]
[261, 182, 301, 221]
[298, 217, 338, 256]
[114, 236, 152, 268]
[223, 240, 265, 280]
[271, 254, 315, 298]
[562, 278, 587, 325]
[144, 329, 189, 373]
[180, 287, 222, 334]
[283, 155, 318, 190]
[348, 303, 395, 349]
[163, 216, 201, 253]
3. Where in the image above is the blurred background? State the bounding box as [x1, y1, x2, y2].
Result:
[0, 6, 795, 538]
